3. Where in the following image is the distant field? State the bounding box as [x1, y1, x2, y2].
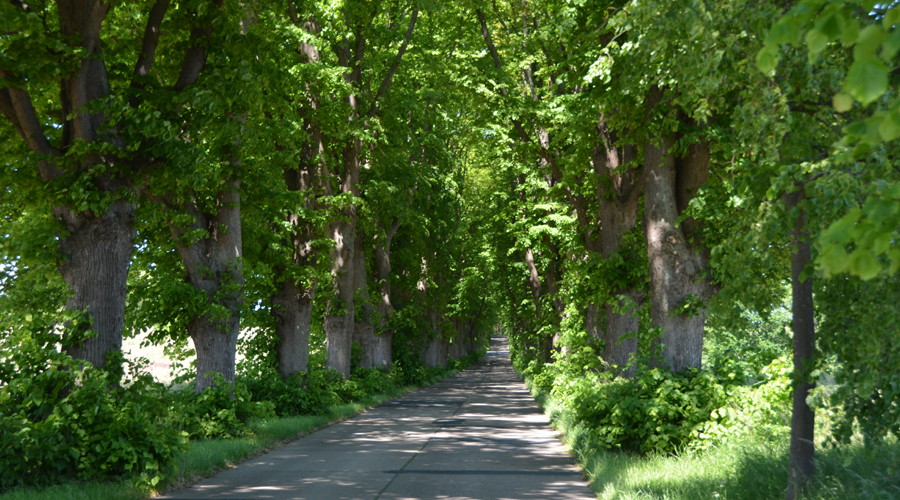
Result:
[121, 331, 187, 384]
[121, 331, 248, 385]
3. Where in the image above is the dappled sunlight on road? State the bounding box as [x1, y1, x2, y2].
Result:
[160, 336, 594, 500]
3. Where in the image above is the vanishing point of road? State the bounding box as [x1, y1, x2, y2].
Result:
[160, 336, 595, 500]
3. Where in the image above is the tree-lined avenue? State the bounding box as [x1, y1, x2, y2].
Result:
[160, 336, 593, 500]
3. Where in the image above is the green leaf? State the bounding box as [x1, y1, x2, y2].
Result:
[756, 46, 779, 73]
[833, 93, 854, 112]
[879, 110, 900, 141]
[841, 18, 860, 46]
[882, 28, 900, 61]
[854, 25, 884, 60]
[820, 207, 862, 244]
[806, 28, 830, 61]
[765, 19, 800, 46]
[849, 249, 881, 280]
[888, 249, 900, 273]
[819, 243, 850, 275]
[815, 9, 843, 38]
[845, 56, 888, 105]
[873, 232, 892, 255]
[884, 7, 900, 30]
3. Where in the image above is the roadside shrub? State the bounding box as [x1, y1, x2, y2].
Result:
[351, 366, 394, 395]
[552, 367, 729, 454]
[171, 374, 275, 439]
[0, 328, 186, 491]
[242, 370, 339, 417]
[691, 355, 793, 449]
[389, 356, 434, 387]
[449, 348, 486, 371]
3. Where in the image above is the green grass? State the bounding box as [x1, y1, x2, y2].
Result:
[0, 481, 145, 500]
[527, 380, 900, 500]
[0, 370, 461, 500]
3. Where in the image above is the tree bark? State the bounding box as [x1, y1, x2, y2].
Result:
[423, 335, 449, 368]
[544, 238, 566, 356]
[352, 229, 379, 370]
[370, 217, 400, 369]
[523, 247, 553, 362]
[595, 123, 642, 377]
[269, 18, 325, 379]
[169, 182, 244, 392]
[324, 138, 362, 379]
[450, 319, 467, 359]
[59, 200, 135, 368]
[273, 279, 315, 378]
[324, 214, 356, 379]
[643, 94, 713, 372]
[272, 125, 320, 378]
[785, 189, 816, 500]
[0, 0, 177, 368]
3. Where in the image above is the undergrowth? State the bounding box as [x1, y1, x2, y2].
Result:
[0, 334, 486, 499]
[519, 364, 900, 500]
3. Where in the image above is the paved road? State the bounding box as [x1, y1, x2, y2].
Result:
[161, 336, 595, 500]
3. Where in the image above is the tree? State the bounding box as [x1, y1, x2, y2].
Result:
[0, 0, 217, 369]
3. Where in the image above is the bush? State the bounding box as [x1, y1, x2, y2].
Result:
[691, 355, 793, 449]
[242, 369, 340, 417]
[449, 348, 486, 371]
[350, 366, 394, 396]
[0, 329, 186, 491]
[171, 375, 274, 440]
[551, 367, 729, 454]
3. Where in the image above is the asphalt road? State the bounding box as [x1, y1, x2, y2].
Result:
[160, 336, 595, 500]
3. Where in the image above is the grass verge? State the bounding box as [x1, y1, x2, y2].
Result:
[521, 374, 900, 500]
[0, 371, 460, 500]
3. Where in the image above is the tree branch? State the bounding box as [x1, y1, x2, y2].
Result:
[0, 71, 63, 180]
[131, 0, 171, 91]
[365, 8, 418, 118]
[8, 0, 30, 12]
[477, 9, 505, 93]
[0, 87, 26, 141]
[490, 0, 510, 36]
[174, 26, 211, 91]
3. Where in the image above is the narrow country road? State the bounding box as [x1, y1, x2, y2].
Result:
[160, 336, 595, 500]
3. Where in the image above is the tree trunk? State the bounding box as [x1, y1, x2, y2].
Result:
[272, 280, 315, 378]
[544, 239, 566, 356]
[596, 123, 642, 377]
[169, 182, 244, 392]
[59, 200, 135, 368]
[450, 320, 467, 359]
[1, 1, 139, 370]
[785, 189, 816, 500]
[584, 303, 601, 342]
[643, 113, 711, 373]
[189, 315, 238, 390]
[370, 218, 400, 369]
[324, 139, 362, 379]
[422, 335, 448, 368]
[324, 215, 356, 379]
[352, 229, 379, 370]
[522, 247, 553, 362]
[272, 131, 320, 378]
